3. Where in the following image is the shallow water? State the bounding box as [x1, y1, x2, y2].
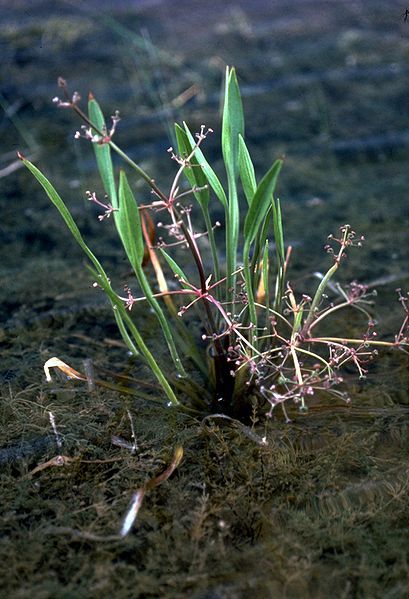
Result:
[1, 0, 409, 597]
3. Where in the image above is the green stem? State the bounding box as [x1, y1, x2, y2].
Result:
[303, 261, 339, 332]
[243, 239, 257, 350]
[72, 103, 169, 203]
[111, 296, 180, 405]
[203, 208, 221, 297]
[308, 337, 406, 348]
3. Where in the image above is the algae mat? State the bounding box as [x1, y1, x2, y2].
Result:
[1, 0, 409, 596]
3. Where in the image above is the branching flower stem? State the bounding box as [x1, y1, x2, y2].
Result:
[33, 75, 407, 418]
[63, 86, 229, 363]
[303, 225, 353, 333]
[307, 337, 405, 348]
[308, 300, 371, 331]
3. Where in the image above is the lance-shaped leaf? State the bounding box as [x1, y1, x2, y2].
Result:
[118, 169, 144, 269]
[20, 155, 107, 281]
[176, 123, 221, 287]
[222, 67, 245, 306]
[244, 159, 283, 246]
[175, 123, 209, 209]
[293, 307, 304, 334]
[20, 156, 179, 404]
[160, 249, 190, 289]
[88, 96, 118, 209]
[271, 199, 286, 313]
[262, 240, 271, 333]
[183, 122, 227, 209]
[238, 133, 256, 205]
[222, 67, 244, 187]
[248, 204, 272, 297]
[272, 198, 285, 264]
[118, 171, 187, 377]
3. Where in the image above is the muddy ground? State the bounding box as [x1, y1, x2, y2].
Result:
[1, 1, 409, 597]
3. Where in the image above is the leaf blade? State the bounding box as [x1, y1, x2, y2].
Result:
[244, 159, 283, 245]
[118, 170, 144, 269]
[21, 157, 179, 404]
[174, 123, 210, 209]
[88, 97, 118, 209]
[238, 134, 257, 205]
[183, 122, 227, 208]
[222, 67, 244, 186]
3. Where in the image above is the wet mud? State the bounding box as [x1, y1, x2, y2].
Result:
[1, 0, 409, 596]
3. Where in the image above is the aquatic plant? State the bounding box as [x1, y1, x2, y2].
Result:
[20, 68, 408, 420]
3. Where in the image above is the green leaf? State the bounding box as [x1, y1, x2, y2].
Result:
[175, 124, 209, 209]
[293, 308, 304, 333]
[116, 173, 187, 377]
[183, 122, 227, 208]
[238, 134, 256, 204]
[244, 159, 283, 246]
[248, 205, 272, 296]
[158, 250, 208, 377]
[160, 249, 190, 289]
[176, 123, 221, 287]
[222, 67, 244, 186]
[272, 198, 285, 313]
[85, 264, 139, 357]
[262, 240, 271, 334]
[272, 198, 285, 263]
[222, 67, 244, 307]
[21, 156, 179, 404]
[88, 97, 118, 209]
[22, 157, 107, 278]
[118, 170, 144, 269]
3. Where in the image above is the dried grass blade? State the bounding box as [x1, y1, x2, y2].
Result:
[119, 446, 183, 537]
[44, 357, 85, 383]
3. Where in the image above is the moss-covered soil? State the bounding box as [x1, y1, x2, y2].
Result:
[1, 0, 409, 596]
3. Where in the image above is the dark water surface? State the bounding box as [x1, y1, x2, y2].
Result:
[1, 1, 409, 597]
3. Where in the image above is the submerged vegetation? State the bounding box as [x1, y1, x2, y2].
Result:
[20, 68, 408, 420]
[3, 2, 409, 592]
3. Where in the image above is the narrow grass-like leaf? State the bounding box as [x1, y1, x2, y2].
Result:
[21, 157, 178, 404]
[176, 123, 221, 289]
[21, 158, 106, 277]
[118, 170, 144, 269]
[238, 134, 256, 204]
[262, 240, 270, 336]
[249, 205, 272, 295]
[222, 67, 244, 185]
[118, 171, 187, 377]
[271, 198, 285, 312]
[175, 124, 209, 209]
[272, 198, 285, 263]
[92, 271, 180, 404]
[242, 258, 257, 350]
[244, 159, 282, 245]
[293, 308, 304, 334]
[113, 308, 139, 356]
[183, 122, 227, 209]
[157, 249, 208, 376]
[85, 263, 139, 357]
[159, 249, 190, 289]
[242, 156, 281, 347]
[222, 67, 244, 308]
[88, 97, 118, 209]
